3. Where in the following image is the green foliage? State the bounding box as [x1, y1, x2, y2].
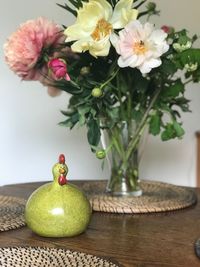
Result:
[161, 80, 184, 98]
[57, 0, 85, 17]
[149, 112, 161, 136]
[87, 119, 101, 146]
[50, 1, 200, 151]
[161, 122, 185, 141]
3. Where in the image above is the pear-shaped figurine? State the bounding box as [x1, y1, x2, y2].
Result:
[25, 154, 92, 237]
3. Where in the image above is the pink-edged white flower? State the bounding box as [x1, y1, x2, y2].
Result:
[115, 20, 169, 73]
[4, 17, 63, 80]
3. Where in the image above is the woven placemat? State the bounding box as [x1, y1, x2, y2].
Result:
[0, 247, 120, 267]
[0, 195, 26, 231]
[82, 180, 197, 214]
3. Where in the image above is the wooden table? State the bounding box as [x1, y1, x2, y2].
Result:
[0, 181, 200, 267]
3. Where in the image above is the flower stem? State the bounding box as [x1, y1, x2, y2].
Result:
[127, 88, 161, 158]
[100, 68, 119, 90]
[120, 87, 162, 171]
[117, 74, 127, 120]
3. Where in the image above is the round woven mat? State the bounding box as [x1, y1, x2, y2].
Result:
[82, 180, 197, 214]
[0, 195, 26, 231]
[0, 247, 120, 267]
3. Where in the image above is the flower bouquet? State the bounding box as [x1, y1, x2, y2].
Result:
[4, 0, 200, 196]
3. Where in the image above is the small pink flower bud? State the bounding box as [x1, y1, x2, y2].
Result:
[161, 25, 174, 34]
[161, 25, 170, 33]
[48, 58, 70, 81]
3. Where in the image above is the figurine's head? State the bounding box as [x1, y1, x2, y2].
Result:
[52, 154, 68, 185]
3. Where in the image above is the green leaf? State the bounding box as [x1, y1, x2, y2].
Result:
[178, 49, 200, 66]
[56, 3, 77, 17]
[52, 80, 83, 95]
[107, 107, 120, 122]
[60, 109, 75, 116]
[158, 102, 171, 113]
[171, 97, 191, 112]
[132, 109, 145, 122]
[130, 69, 149, 92]
[192, 34, 198, 43]
[90, 108, 97, 118]
[178, 35, 191, 45]
[161, 123, 176, 141]
[57, 0, 87, 16]
[78, 106, 90, 126]
[161, 121, 185, 141]
[149, 113, 161, 135]
[68, 0, 82, 9]
[160, 59, 178, 75]
[87, 119, 101, 146]
[162, 80, 184, 98]
[59, 112, 79, 129]
[173, 121, 185, 138]
[59, 119, 73, 128]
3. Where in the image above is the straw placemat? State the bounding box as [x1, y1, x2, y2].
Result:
[82, 180, 197, 214]
[0, 195, 26, 231]
[0, 247, 120, 267]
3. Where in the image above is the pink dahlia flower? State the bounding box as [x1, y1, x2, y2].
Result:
[115, 20, 169, 74]
[4, 17, 63, 80]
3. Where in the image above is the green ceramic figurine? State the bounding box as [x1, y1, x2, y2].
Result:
[25, 154, 92, 237]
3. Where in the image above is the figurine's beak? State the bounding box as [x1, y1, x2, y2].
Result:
[59, 167, 66, 175]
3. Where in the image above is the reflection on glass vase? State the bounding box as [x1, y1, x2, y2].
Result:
[101, 121, 143, 197]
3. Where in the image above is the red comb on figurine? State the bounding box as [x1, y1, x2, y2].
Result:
[59, 154, 65, 164]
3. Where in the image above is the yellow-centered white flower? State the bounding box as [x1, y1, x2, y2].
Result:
[115, 20, 169, 73]
[64, 0, 138, 57]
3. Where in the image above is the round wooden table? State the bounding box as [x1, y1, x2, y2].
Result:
[0, 181, 200, 267]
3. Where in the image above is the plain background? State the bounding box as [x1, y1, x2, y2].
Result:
[0, 0, 200, 186]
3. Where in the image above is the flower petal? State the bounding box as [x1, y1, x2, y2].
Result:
[150, 29, 168, 43]
[65, 24, 90, 42]
[71, 36, 110, 57]
[90, 39, 111, 57]
[110, 33, 119, 49]
[139, 58, 161, 73]
[71, 38, 91, 53]
[110, 0, 138, 29]
[93, 0, 113, 21]
[118, 54, 138, 68]
[77, 1, 102, 26]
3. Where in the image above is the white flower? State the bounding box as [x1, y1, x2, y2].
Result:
[115, 20, 169, 73]
[173, 41, 192, 52]
[185, 62, 198, 72]
[64, 0, 138, 57]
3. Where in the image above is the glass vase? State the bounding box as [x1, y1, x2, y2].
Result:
[101, 120, 143, 196]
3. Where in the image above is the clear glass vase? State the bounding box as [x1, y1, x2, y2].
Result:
[101, 120, 143, 196]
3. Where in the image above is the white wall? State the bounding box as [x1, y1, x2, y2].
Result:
[0, 0, 200, 186]
[140, 1, 200, 187]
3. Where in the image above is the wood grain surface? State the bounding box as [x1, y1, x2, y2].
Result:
[0, 181, 199, 267]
